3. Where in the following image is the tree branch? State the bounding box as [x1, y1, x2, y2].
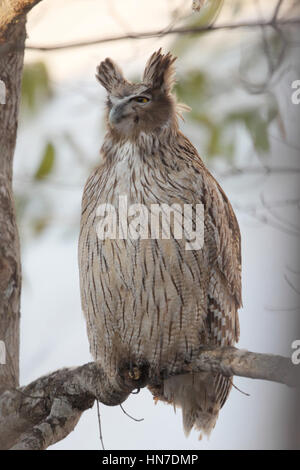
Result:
[167, 347, 299, 387]
[0, 15, 26, 394]
[0, 0, 42, 39]
[0, 347, 298, 450]
[219, 166, 300, 178]
[24, 17, 300, 52]
[0, 361, 137, 450]
[0, 0, 46, 407]
[272, 0, 284, 21]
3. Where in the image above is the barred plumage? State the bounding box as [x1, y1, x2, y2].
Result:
[78, 49, 242, 437]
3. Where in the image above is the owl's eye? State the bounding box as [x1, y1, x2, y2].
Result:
[133, 96, 150, 103]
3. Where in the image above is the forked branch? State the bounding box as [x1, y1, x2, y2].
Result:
[0, 346, 298, 450]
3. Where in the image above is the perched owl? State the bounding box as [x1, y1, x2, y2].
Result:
[78, 49, 242, 437]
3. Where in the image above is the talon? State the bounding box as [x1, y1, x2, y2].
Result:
[128, 366, 141, 381]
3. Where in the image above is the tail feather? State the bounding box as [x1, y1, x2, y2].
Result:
[163, 372, 232, 437]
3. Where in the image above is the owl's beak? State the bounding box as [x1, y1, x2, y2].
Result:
[109, 103, 126, 125]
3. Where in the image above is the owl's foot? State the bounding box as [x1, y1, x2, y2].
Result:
[128, 366, 141, 381]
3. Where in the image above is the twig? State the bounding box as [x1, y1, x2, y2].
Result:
[96, 400, 105, 451]
[272, 0, 284, 21]
[120, 404, 144, 422]
[219, 166, 300, 178]
[23, 17, 300, 52]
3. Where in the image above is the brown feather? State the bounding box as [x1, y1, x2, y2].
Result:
[96, 58, 128, 92]
[143, 48, 177, 93]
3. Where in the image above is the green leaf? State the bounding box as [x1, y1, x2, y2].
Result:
[32, 217, 49, 236]
[34, 142, 55, 180]
[21, 61, 51, 112]
[247, 116, 269, 153]
[207, 124, 222, 157]
[174, 71, 208, 106]
[225, 105, 278, 154]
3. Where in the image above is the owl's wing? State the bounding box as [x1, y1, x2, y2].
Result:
[191, 142, 242, 412]
[179, 133, 242, 344]
[204, 180, 242, 409]
[213, 176, 241, 335]
[205, 172, 242, 342]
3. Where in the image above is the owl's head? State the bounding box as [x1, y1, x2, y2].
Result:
[96, 49, 184, 138]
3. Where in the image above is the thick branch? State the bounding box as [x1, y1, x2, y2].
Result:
[0, 0, 42, 39]
[0, 0, 45, 398]
[0, 16, 26, 394]
[0, 347, 298, 450]
[0, 361, 136, 450]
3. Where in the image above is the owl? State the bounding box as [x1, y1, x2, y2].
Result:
[78, 49, 242, 437]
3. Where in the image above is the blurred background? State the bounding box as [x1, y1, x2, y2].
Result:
[15, 0, 300, 449]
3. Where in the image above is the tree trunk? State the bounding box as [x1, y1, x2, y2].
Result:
[0, 17, 26, 394]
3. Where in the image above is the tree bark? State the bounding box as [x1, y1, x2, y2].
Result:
[0, 15, 26, 394]
[0, 1, 42, 36]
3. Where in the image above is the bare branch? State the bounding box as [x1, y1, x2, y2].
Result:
[0, 347, 298, 450]
[219, 166, 300, 178]
[167, 346, 299, 388]
[272, 0, 284, 21]
[24, 17, 300, 52]
[233, 202, 300, 237]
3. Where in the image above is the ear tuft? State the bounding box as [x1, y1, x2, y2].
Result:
[142, 48, 177, 94]
[96, 58, 127, 92]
